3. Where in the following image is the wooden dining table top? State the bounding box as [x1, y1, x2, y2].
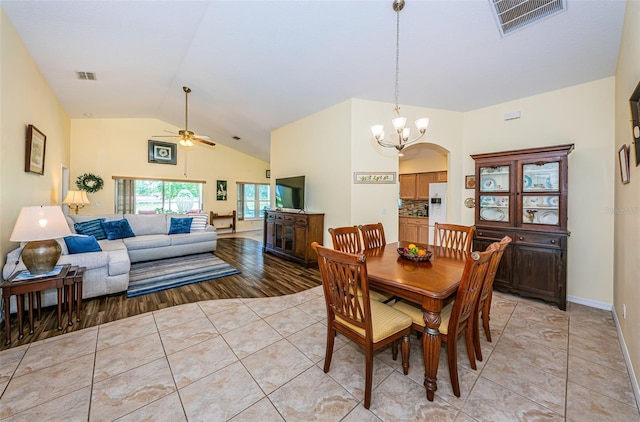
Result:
[363, 242, 468, 303]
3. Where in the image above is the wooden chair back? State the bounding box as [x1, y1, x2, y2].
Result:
[446, 245, 495, 342]
[473, 235, 512, 360]
[359, 223, 386, 250]
[434, 223, 475, 252]
[329, 226, 362, 254]
[314, 242, 372, 336]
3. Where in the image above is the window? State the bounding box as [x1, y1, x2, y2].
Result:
[114, 177, 205, 214]
[237, 182, 270, 220]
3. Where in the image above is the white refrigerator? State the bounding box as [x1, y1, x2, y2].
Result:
[428, 182, 447, 245]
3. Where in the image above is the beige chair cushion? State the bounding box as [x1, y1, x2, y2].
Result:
[336, 300, 412, 343]
[352, 287, 392, 302]
[392, 301, 454, 335]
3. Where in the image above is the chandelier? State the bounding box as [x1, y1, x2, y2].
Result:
[371, 0, 429, 152]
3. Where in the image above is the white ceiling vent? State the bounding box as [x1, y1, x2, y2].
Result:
[75, 71, 97, 80]
[490, 0, 566, 36]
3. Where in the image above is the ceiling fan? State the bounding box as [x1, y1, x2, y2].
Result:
[154, 86, 215, 147]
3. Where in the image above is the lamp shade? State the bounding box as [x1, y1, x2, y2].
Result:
[10, 205, 71, 242]
[62, 190, 90, 206]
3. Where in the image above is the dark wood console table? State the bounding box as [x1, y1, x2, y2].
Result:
[263, 210, 324, 267]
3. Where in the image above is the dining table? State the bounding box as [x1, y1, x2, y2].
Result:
[364, 241, 468, 401]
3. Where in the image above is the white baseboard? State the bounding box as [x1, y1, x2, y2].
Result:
[612, 307, 640, 411]
[567, 295, 612, 311]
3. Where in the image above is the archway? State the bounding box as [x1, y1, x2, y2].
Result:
[398, 142, 450, 245]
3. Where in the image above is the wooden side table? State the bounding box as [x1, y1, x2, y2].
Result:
[2, 264, 70, 345]
[63, 266, 85, 324]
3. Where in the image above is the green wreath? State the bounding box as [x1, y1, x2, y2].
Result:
[76, 173, 104, 193]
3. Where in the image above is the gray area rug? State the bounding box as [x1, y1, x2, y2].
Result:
[126, 253, 240, 298]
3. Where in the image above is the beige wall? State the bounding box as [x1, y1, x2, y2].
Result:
[271, 99, 463, 246]
[0, 9, 71, 258]
[70, 118, 269, 232]
[463, 78, 616, 306]
[614, 0, 640, 399]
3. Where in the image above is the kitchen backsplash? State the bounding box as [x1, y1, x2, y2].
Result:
[400, 199, 430, 217]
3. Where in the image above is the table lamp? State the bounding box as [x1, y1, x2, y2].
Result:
[9, 205, 71, 275]
[62, 190, 90, 214]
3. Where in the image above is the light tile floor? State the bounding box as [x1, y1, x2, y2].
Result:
[0, 286, 638, 421]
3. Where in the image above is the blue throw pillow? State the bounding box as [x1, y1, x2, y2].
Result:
[168, 217, 193, 234]
[64, 235, 102, 254]
[74, 218, 107, 240]
[101, 219, 136, 240]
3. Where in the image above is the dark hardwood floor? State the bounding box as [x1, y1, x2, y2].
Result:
[1, 238, 322, 350]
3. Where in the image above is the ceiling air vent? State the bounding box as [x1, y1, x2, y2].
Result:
[490, 0, 566, 36]
[75, 71, 97, 81]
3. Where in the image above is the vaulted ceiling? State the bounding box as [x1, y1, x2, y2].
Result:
[2, 1, 625, 162]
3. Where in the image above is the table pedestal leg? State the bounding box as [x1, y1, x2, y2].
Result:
[28, 292, 34, 334]
[76, 280, 82, 322]
[422, 300, 443, 402]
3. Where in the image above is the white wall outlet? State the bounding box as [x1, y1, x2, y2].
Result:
[382, 208, 387, 214]
[623, 304, 627, 319]
[94, 201, 102, 207]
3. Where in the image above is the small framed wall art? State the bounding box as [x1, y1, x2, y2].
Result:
[25, 124, 46, 175]
[148, 140, 177, 165]
[217, 180, 228, 200]
[619, 144, 630, 184]
[465, 175, 476, 189]
[353, 172, 396, 184]
[630, 80, 640, 166]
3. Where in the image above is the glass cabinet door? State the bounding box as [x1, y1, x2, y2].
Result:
[479, 165, 510, 223]
[521, 162, 560, 226]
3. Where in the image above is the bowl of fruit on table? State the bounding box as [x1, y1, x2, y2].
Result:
[397, 244, 433, 262]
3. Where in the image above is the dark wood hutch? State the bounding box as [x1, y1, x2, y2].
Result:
[471, 144, 574, 310]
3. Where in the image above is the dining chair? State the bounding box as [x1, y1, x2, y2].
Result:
[358, 223, 386, 250]
[328, 226, 362, 254]
[329, 226, 391, 303]
[311, 242, 412, 409]
[392, 245, 496, 397]
[473, 235, 512, 361]
[433, 222, 475, 252]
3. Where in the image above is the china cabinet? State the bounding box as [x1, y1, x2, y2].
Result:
[471, 144, 573, 310]
[263, 210, 324, 267]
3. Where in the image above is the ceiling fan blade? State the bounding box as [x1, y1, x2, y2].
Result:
[194, 137, 216, 147]
[194, 134, 211, 140]
[151, 135, 179, 138]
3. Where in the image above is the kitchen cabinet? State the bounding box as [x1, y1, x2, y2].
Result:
[263, 210, 324, 267]
[399, 217, 429, 244]
[399, 171, 447, 200]
[471, 144, 573, 310]
[399, 174, 417, 199]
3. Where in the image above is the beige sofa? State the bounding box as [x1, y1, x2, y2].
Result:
[2, 213, 217, 313]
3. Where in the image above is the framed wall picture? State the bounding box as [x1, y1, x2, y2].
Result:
[465, 175, 476, 189]
[630, 80, 640, 166]
[148, 140, 177, 165]
[353, 172, 396, 184]
[619, 144, 630, 184]
[25, 124, 46, 175]
[217, 180, 228, 200]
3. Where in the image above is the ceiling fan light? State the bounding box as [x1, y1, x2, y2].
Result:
[186, 139, 194, 147]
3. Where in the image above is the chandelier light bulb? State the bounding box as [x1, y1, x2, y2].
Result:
[370, 0, 429, 152]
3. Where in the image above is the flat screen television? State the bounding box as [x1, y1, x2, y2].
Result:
[275, 175, 305, 210]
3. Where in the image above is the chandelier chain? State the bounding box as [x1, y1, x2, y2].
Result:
[394, 8, 400, 113]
